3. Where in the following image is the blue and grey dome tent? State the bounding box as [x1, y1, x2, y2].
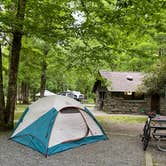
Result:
[11, 95, 107, 156]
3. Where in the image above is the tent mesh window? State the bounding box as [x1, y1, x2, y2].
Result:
[60, 108, 80, 114]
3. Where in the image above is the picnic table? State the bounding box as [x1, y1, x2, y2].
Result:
[151, 116, 166, 151]
[141, 114, 166, 151]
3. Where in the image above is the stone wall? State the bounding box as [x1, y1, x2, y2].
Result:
[96, 92, 150, 114]
[95, 91, 166, 115]
[160, 97, 166, 115]
[102, 92, 150, 114]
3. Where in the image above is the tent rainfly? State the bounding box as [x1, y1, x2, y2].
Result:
[11, 95, 107, 156]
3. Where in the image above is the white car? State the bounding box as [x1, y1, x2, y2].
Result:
[72, 91, 84, 102]
[58, 91, 74, 99]
[59, 90, 84, 102]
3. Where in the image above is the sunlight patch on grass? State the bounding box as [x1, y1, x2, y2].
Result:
[96, 115, 146, 124]
[15, 104, 28, 112]
[14, 112, 23, 120]
[14, 104, 27, 121]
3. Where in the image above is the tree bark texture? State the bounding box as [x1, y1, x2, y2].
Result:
[40, 59, 47, 98]
[32, 89, 36, 101]
[0, 44, 5, 125]
[21, 81, 29, 104]
[5, 0, 27, 128]
[40, 47, 49, 98]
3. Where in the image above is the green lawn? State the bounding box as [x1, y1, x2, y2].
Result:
[15, 104, 28, 112]
[14, 112, 24, 120]
[96, 115, 146, 124]
[14, 104, 28, 121]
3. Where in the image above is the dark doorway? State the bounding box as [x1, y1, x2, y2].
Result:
[151, 93, 160, 114]
[99, 91, 106, 110]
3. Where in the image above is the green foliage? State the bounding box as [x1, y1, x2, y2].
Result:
[144, 57, 166, 94]
[1, 0, 166, 102]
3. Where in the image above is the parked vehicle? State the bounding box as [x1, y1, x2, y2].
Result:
[58, 91, 74, 99]
[58, 90, 84, 102]
[72, 91, 84, 102]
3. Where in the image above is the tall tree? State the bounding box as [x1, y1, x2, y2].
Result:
[0, 44, 5, 128]
[40, 44, 49, 98]
[144, 57, 166, 94]
[20, 81, 29, 104]
[4, 0, 27, 129]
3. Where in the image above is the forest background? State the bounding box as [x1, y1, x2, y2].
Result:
[0, 0, 166, 129]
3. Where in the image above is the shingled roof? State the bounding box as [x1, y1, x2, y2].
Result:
[99, 71, 146, 92]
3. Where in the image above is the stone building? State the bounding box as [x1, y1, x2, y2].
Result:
[93, 71, 166, 115]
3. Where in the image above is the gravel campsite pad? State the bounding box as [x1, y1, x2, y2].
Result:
[0, 121, 166, 166]
[0, 125, 144, 166]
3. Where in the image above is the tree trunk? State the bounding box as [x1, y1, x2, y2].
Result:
[5, 0, 27, 129]
[0, 44, 5, 128]
[21, 81, 29, 104]
[17, 83, 22, 104]
[32, 89, 36, 101]
[40, 59, 47, 98]
[40, 47, 49, 98]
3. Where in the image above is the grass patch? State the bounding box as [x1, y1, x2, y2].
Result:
[14, 112, 23, 120]
[15, 104, 28, 112]
[14, 104, 28, 121]
[96, 115, 147, 132]
[96, 115, 146, 124]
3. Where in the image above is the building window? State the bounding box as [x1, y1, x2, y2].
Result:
[123, 92, 144, 100]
